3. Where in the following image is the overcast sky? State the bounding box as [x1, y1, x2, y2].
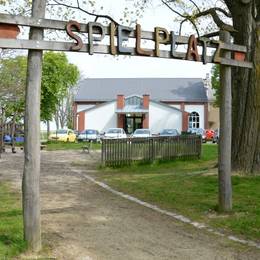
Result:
[65, 0, 212, 79]
[0, 0, 212, 79]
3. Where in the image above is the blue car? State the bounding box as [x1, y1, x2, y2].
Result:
[3, 134, 24, 144]
[4, 135, 12, 143]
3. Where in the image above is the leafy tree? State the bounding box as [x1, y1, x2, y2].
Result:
[0, 53, 79, 130]
[0, 55, 27, 100]
[41, 52, 79, 128]
[0, 55, 26, 123]
[211, 65, 220, 107]
[0, 55, 27, 152]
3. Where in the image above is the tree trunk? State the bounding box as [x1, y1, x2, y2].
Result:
[230, 2, 260, 174]
[54, 113, 59, 130]
[0, 107, 5, 157]
[22, 0, 46, 252]
[11, 112, 16, 153]
[46, 120, 50, 140]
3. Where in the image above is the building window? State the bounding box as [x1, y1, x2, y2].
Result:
[125, 96, 142, 106]
[189, 111, 200, 128]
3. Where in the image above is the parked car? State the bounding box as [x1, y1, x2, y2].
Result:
[3, 134, 12, 144]
[103, 128, 127, 139]
[159, 129, 179, 137]
[187, 128, 206, 143]
[205, 129, 215, 141]
[132, 129, 151, 138]
[77, 129, 100, 142]
[212, 129, 219, 144]
[3, 133, 24, 144]
[48, 129, 77, 142]
[74, 130, 80, 137]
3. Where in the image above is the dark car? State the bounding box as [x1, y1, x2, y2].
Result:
[4, 134, 12, 144]
[187, 128, 206, 143]
[212, 129, 219, 144]
[77, 129, 100, 142]
[159, 129, 179, 137]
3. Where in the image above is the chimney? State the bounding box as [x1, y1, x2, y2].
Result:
[117, 95, 125, 109]
[143, 94, 150, 109]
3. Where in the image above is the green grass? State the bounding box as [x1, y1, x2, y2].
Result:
[0, 183, 26, 258]
[96, 144, 260, 242]
[46, 141, 101, 151]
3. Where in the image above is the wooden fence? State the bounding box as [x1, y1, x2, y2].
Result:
[101, 135, 201, 166]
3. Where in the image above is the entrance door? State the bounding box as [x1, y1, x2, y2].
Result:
[125, 117, 134, 134]
[125, 116, 143, 134]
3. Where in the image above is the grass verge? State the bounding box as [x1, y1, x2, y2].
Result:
[0, 182, 26, 258]
[96, 144, 260, 242]
[46, 141, 101, 151]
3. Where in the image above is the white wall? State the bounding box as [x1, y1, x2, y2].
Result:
[184, 104, 205, 129]
[149, 102, 182, 134]
[77, 104, 95, 112]
[85, 102, 117, 132]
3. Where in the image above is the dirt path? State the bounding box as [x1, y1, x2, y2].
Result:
[0, 149, 260, 260]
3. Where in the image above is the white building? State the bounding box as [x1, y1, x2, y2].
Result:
[73, 78, 209, 134]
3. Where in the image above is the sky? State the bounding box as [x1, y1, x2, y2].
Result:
[64, 0, 213, 79]
[0, 0, 213, 79]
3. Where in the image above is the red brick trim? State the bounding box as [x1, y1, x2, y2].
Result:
[117, 95, 125, 109]
[117, 114, 125, 128]
[183, 112, 189, 131]
[143, 114, 149, 128]
[77, 111, 85, 132]
[73, 103, 77, 130]
[143, 94, 150, 109]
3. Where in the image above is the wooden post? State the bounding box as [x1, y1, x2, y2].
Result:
[22, 0, 46, 252]
[218, 30, 232, 212]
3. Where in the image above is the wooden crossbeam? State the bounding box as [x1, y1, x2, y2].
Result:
[0, 13, 253, 68]
[0, 13, 247, 52]
[0, 38, 252, 68]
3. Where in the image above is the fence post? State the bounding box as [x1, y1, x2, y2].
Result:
[101, 138, 104, 165]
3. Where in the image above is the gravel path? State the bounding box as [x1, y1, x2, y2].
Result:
[0, 149, 259, 260]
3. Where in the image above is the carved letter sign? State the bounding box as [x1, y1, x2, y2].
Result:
[66, 20, 83, 51]
[186, 35, 200, 62]
[0, 13, 252, 68]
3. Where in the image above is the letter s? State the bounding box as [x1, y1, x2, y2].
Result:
[66, 20, 83, 51]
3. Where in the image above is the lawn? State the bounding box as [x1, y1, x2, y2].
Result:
[0, 182, 26, 258]
[96, 144, 260, 242]
[46, 141, 101, 151]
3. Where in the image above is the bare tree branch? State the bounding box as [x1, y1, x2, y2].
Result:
[188, 0, 201, 13]
[193, 8, 235, 32]
[162, 0, 234, 35]
[162, 0, 200, 36]
[50, 0, 120, 25]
